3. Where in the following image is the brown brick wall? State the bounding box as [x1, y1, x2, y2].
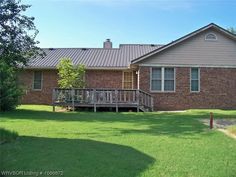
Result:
[20, 69, 137, 104]
[85, 70, 138, 89]
[85, 70, 123, 88]
[19, 70, 59, 105]
[139, 66, 236, 110]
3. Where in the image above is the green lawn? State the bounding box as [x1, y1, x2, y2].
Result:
[0, 105, 236, 177]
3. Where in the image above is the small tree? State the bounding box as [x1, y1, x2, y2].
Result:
[57, 58, 86, 88]
[227, 27, 236, 34]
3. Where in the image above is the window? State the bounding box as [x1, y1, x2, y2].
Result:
[164, 68, 175, 91]
[151, 67, 175, 92]
[205, 33, 217, 41]
[33, 71, 42, 90]
[151, 68, 162, 91]
[190, 68, 200, 92]
[123, 71, 133, 89]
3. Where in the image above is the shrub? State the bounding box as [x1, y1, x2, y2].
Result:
[0, 61, 23, 111]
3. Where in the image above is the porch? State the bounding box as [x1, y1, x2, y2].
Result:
[52, 88, 153, 112]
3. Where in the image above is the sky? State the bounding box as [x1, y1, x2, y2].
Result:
[23, 0, 236, 48]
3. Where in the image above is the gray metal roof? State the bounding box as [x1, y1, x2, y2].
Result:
[27, 44, 162, 69]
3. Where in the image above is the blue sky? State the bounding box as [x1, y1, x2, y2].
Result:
[23, 0, 236, 48]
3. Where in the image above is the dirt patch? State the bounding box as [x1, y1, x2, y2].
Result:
[218, 129, 236, 140]
[200, 118, 236, 139]
[55, 107, 70, 112]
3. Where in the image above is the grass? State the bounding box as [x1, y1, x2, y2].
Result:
[0, 105, 236, 177]
[0, 128, 18, 144]
[228, 125, 236, 136]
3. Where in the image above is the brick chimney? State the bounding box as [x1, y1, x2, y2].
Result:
[103, 39, 112, 49]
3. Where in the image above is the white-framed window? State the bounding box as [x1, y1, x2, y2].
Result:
[205, 33, 217, 41]
[122, 71, 133, 89]
[190, 68, 200, 92]
[151, 67, 175, 92]
[33, 71, 43, 90]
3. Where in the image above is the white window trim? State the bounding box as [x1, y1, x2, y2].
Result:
[32, 71, 43, 91]
[190, 68, 200, 93]
[150, 67, 176, 93]
[205, 33, 217, 41]
[122, 70, 133, 89]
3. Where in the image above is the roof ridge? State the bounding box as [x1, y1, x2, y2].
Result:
[120, 44, 163, 46]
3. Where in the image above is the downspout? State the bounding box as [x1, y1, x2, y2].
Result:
[137, 68, 140, 90]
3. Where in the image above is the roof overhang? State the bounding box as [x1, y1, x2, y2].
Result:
[23, 66, 131, 70]
[139, 63, 236, 68]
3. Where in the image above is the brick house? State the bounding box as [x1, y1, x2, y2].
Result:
[20, 23, 236, 110]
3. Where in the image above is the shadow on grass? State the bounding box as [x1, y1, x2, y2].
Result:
[2, 108, 235, 137]
[1, 136, 154, 177]
[0, 128, 18, 144]
[110, 118, 208, 138]
[1, 108, 211, 123]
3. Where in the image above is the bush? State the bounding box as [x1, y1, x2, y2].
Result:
[0, 61, 23, 111]
[0, 128, 18, 144]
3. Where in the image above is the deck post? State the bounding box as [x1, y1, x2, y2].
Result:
[93, 89, 96, 112]
[115, 89, 118, 112]
[136, 90, 140, 112]
[52, 88, 56, 112]
[71, 89, 75, 111]
[151, 97, 154, 112]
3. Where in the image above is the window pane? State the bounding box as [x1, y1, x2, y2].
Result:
[164, 68, 174, 80]
[152, 80, 161, 91]
[164, 80, 174, 91]
[33, 71, 42, 89]
[191, 68, 199, 80]
[124, 72, 132, 81]
[123, 71, 132, 89]
[191, 80, 199, 92]
[152, 68, 161, 79]
[34, 71, 42, 81]
[34, 80, 41, 90]
[124, 82, 132, 89]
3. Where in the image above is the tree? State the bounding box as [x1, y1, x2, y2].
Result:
[0, 0, 41, 111]
[227, 27, 236, 34]
[0, 0, 41, 66]
[0, 61, 22, 111]
[57, 58, 86, 88]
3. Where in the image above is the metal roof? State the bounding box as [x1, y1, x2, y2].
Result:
[27, 44, 162, 69]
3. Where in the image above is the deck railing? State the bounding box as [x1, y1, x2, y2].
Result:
[52, 88, 153, 112]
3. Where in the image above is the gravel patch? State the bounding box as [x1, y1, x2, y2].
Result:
[200, 118, 236, 139]
[200, 118, 236, 129]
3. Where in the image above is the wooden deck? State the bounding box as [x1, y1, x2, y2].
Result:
[52, 88, 153, 112]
